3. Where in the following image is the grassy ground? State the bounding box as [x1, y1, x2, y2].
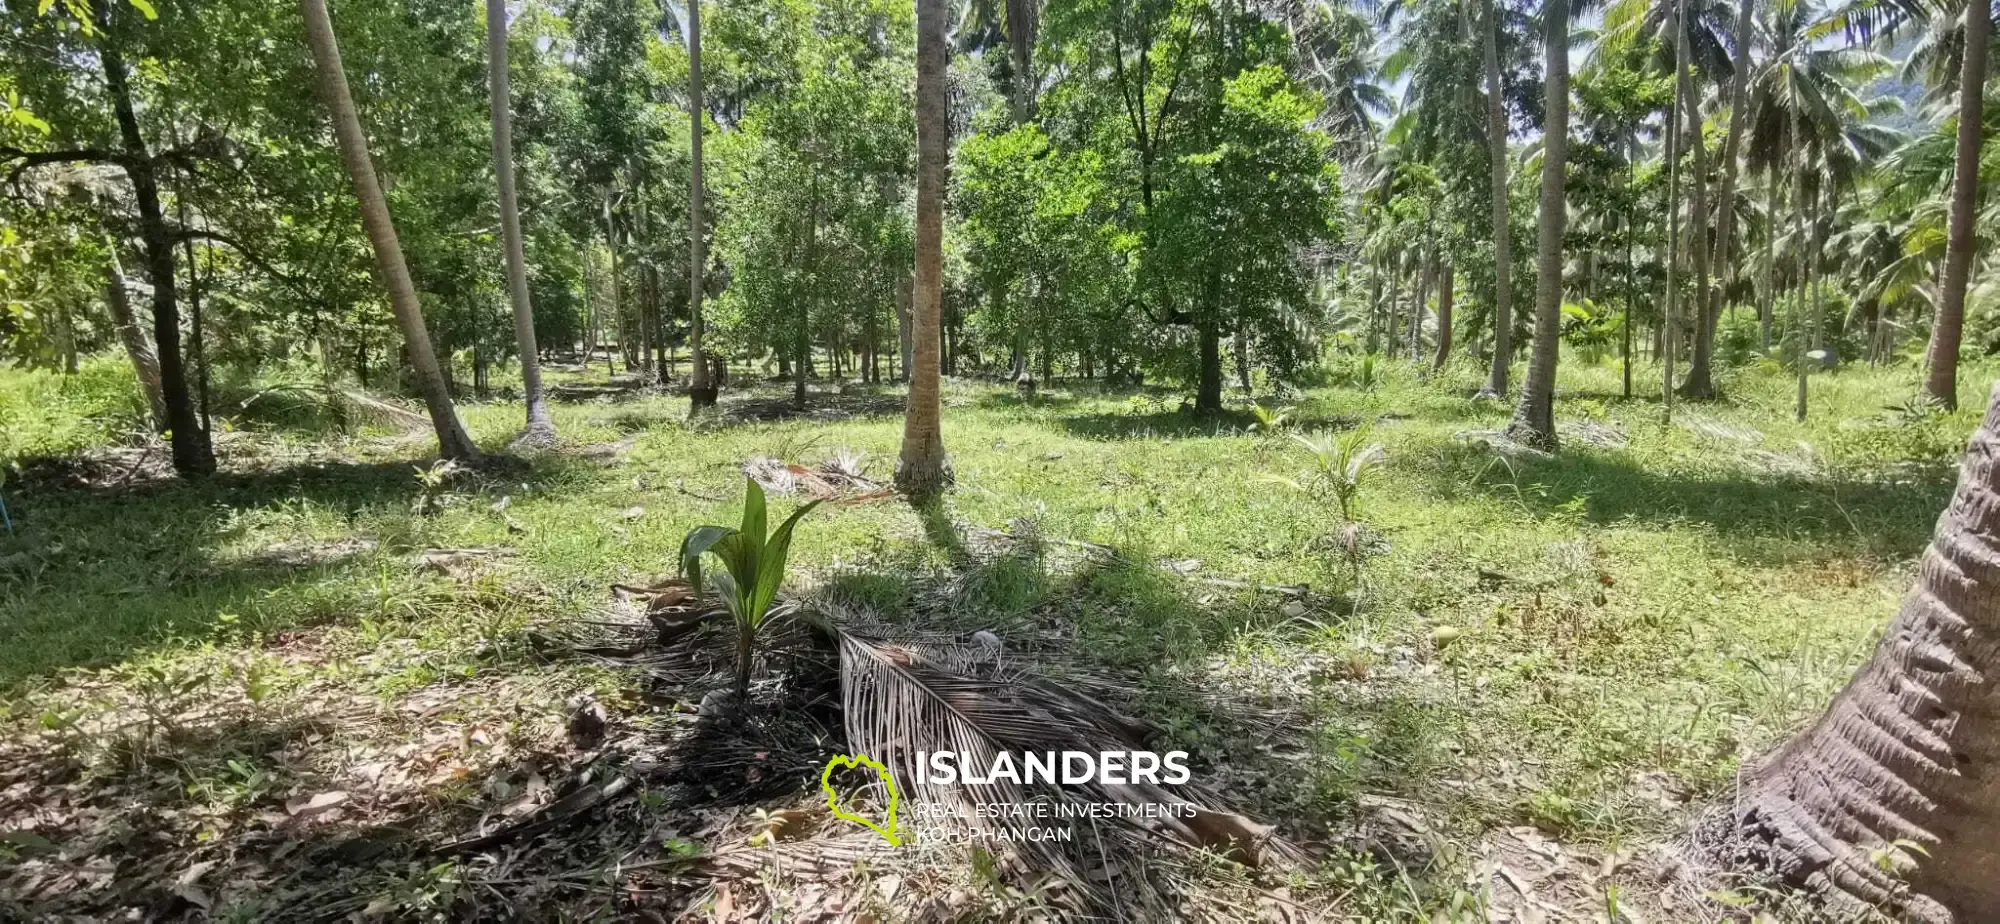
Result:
[0, 351, 1984, 920]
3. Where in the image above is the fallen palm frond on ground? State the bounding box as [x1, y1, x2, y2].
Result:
[744, 451, 894, 504]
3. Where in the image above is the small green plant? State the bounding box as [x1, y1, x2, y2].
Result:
[680, 478, 822, 702]
[1248, 403, 1294, 434]
[411, 460, 464, 516]
[1263, 427, 1385, 521]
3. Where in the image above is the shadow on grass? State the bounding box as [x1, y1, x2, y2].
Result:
[0, 455, 572, 686]
[1413, 441, 1951, 562]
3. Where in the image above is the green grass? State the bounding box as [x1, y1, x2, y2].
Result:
[0, 350, 1985, 919]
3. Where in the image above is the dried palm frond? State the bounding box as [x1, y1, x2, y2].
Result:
[824, 606, 1286, 916]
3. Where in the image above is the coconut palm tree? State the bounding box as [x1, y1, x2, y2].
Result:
[687, 0, 715, 410]
[897, 0, 953, 501]
[1738, 379, 2000, 920]
[1506, 0, 1571, 449]
[1479, 0, 1515, 397]
[486, 0, 554, 443]
[1921, 0, 1988, 410]
[301, 0, 478, 461]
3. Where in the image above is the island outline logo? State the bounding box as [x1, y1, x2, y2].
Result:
[820, 753, 902, 846]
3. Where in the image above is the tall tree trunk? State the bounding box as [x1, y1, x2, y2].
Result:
[896, 271, 914, 383]
[1760, 167, 1778, 352]
[102, 242, 168, 429]
[1479, 0, 1514, 397]
[1409, 247, 1432, 360]
[302, 0, 478, 461]
[1624, 134, 1638, 399]
[1661, 0, 1685, 421]
[1792, 106, 1809, 423]
[1234, 326, 1252, 393]
[1693, 0, 1756, 381]
[1739, 381, 2000, 921]
[1384, 251, 1404, 355]
[605, 199, 627, 375]
[897, 0, 953, 501]
[1506, 0, 1567, 450]
[1432, 262, 1455, 373]
[1676, 0, 1719, 400]
[1196, 319, 1223, 413]
[1923, 0, 1988, 411]
[687, 0, 715, 410]
[487, 0, 554, 442]
[100, 22, 212, 475]
[798, 170, 820, 410]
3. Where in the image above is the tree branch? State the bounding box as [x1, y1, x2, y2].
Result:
[0, 145, 127, 187]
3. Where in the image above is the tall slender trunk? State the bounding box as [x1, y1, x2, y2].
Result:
[1739, 380, 2000, 920]
[1506, 0, 1568, 449]
[100, 21, 212, 474]
[895, 271, 914, 382]
[1409, 248, 1433, 360]
[687, 0, 715, 410]
[487, 0, 554, 441]
[1196, 318, 1223, 412]
[1676, 0, 1719, 399]
[1432, 262, 1456, 373]
[1696, 0, 1756, 372]
[1662, 12, 1683, 422]
[1234, 326, 1252, 392]
[103, 241, 168, 429]
[1480, 0, 1513, 397]
[302, 0, 477, 461]
[604, 198, 626, 375]
[896, 0, 953, 501]
[1384, 251, 1404, 355]
[1793, 149, 1810, 421]
[1922, 0, 1988, 410]
[798, 170, 820, 410]
[1760, 167, 1777, 352]
[1624, 134, 1637, 399]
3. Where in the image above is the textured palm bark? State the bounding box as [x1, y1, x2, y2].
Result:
[1922, 0, 1988, 412]
[896, 0, 952, 501]
[1686, 0, 1756, 397]
[1478, 0, 1512, 398]
[1431, 263, 1454, 373]
[1674, 0, 1718, 401]
[303, 0, 478, 461]
[1742, 382, 2000, 922]
[1505, 0, 1566, 450]
[487, 0, 554, 442]
[687, 0, 715, 410]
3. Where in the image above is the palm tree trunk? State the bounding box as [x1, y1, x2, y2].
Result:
[1922, 0, 1988, 411]
[487, 0, 554, 442]
[1432, 262, 1455, 373]
[302, 0, 477, 461]
[896, 0, 952, 501]
[1480, 0, 1513, 397]
[688, 0, 715, 410]
[1624, 134, 1638, 399]
[1662, 0, 1685, 420]
[1676, 0, 1719, 400]
[1740, 380, 2000, 921]
[1696, 0, 1756, 372]
[1507, 0, 1567, 449]
[895, 271, 914, 383]
[102, 242, 168, 430]
[1760, 167, 1777, 352]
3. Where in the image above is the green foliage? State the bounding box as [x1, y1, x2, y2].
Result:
[1264, 427, 1386, 521]
[680, 477, 822, 699]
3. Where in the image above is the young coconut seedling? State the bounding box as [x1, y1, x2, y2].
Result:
[680, 477, 822, 702]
